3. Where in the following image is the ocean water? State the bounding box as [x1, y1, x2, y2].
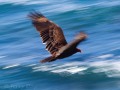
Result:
[0, 0, 120, 90]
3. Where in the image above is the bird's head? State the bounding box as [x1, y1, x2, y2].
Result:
[76, 48, 82, 53]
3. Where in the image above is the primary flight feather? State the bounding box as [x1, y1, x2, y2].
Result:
[28, 12, 87, 63]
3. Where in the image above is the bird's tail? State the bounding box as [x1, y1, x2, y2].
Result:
[40, 56, 56, 63]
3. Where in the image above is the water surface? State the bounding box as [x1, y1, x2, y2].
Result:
[0, 0, 120, 90]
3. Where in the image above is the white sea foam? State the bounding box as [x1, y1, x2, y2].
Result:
[90, 60, 120, 78]
[2, 64, 20, 69]
[32, 64, 58, 72]
[27, 64, 37, 67]
[32, 57, 120, 77]
[51, 66, 87, 74]
[32, 62, 87, 74]
[97, 54, 113, 59]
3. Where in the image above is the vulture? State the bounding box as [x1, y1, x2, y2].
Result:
[28, 12, 87, 63]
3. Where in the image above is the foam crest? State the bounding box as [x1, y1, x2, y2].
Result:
[51, 66, 87, 74]
[32, 62, 87, 74]
[32, 57, 120, 77]
[90, 60, 120, 78]
[2, 64, 20, 69]
[97, 54, 114, 59]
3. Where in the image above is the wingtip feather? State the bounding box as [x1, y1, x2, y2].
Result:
[28, 11, 45, 20]
[75, 32, 87, 40]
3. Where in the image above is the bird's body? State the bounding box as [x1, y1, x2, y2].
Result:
[56, 48, 79, 59]
[28, 12, 87, 63]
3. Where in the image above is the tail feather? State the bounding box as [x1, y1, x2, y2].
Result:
[40, 56, 56, 63]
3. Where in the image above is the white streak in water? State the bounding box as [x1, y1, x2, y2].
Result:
[51, 66, 87, 74]
[0, 0, 49, 5]
[27, 64, 37, 67]
[91, 60, 120, 78]
[32, 62, 87, 74]
[2, 64, 20, 69]
[0, 56, 6, 59]
[32, 58, 120, 77]
[97, 54, 113, 59]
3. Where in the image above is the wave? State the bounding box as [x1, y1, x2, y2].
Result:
[0, 0, 120, 90]
[30, 58, 120, 78]
[0, 0, 49, 5]
[1, 0, 120, 10]
[1, 58, 120, 83]
[0, 0, 120, 6]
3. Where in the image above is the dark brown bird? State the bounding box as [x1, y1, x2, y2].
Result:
[28, 12, 87, 63]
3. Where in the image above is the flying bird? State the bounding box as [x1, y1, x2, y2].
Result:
[28, 12, 87, 63]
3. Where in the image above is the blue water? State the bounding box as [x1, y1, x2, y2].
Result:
[0, 0, 120, 90]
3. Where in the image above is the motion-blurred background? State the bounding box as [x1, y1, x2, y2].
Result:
[0, 0, 120, 90]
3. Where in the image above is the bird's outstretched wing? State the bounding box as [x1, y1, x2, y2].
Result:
[69, 32, 87, 48]
[60, 32, 87, 51]
[28, 12, 67, 55]
[57, 32, 87, 54]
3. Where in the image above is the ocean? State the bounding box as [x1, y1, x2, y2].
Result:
[0, 0, 120, 90]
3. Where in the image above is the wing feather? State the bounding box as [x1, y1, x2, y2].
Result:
[28, 12, 67, 55]
[68, 32, 87, 48]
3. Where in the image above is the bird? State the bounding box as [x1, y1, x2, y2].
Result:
[28, 11, 87, 63]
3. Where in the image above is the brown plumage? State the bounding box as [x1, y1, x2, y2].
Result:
[28, 12, 87, 63]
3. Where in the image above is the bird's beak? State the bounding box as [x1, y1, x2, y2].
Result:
[77, 48, 82, 53]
